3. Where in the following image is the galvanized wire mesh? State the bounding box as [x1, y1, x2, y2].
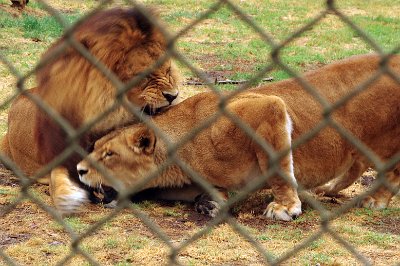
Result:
[0, 0, 399, 265]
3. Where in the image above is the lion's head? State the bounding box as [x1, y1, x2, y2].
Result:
[77, 125, 158, 191]
[34, 8, 180, 166]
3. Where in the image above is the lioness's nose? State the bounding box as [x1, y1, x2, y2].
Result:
[162, 91, 178, 104]
[77, 166, 88, 177]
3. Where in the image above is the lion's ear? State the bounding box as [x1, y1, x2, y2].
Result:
[128, 126, 156, 155]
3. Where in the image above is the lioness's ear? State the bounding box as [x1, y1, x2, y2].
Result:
[128, 126, 156, 155]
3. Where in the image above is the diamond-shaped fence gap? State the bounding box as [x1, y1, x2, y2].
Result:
[272, 229, 325, 265]
[222, 0, 278, 47]
[61, 33, 124, 92]
[68, 139, 127, 192]
[171, 210, 232, 261]
[327, 119, 384, 169]
[169, 48, 223, 96]
[19, 134, 79, 184]
[13, 84, 77, 141]
[327, 0, 384, 55]
[224, 62, 276, 99]
[270, 9, 329, 57]
[325, 68, 386, 116]
[128, 203, 176, 249]
[271, 55, 330, 109]
[116, 52, 174, 98]
[326, 226, 372, 265]
[226, 217, 275, 264]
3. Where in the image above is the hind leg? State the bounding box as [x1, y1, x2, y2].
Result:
[360, 164, 400, 209]
[314, 160, 366, 196]
[50, 166, 88, 215]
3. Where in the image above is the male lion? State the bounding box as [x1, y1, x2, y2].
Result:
[77, 53, 400, 221]
[0, 8, 180, 214]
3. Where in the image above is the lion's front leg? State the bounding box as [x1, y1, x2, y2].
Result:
[50, 166, 88, 215]
[263, 178, 302, 221]
[261, 147, 301, 221]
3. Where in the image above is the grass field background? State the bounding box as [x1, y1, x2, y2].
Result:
[0, 0, 399, 265]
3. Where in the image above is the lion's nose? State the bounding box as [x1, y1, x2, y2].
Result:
[162, 91, 178, 104]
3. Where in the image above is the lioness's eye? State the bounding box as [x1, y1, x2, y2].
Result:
[105, 151, 114, 157]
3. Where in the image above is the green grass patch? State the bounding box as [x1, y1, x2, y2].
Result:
[64, 217, 89, 233]
[0, 188, 17, 195]
[104, 238, 119, 249]
[127, 235, 150, 250]
[162, 208, 182, 217]
[49, 217, 89, 234]
[0, 11, 81, 42]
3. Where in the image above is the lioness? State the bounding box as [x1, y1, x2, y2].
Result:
[77, 54, 400, 221]
[0, 8, 180, 214]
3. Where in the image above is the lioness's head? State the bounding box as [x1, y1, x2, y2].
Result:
[77, 125, 158, 191]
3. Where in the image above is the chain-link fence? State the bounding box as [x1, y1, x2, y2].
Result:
[1, 0, 399, 265]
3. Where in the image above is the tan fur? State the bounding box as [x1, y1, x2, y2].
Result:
[0, 8, 180, 215]
[78, 53, 400, 220]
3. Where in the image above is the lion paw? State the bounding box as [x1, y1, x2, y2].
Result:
[263, 201, 302, 221]
[194, 193, 221, 217]
[359, 196, 387, 210]
[53, 186, 88, 216]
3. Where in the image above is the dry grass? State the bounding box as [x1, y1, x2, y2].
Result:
[1, 0, 400, 265]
